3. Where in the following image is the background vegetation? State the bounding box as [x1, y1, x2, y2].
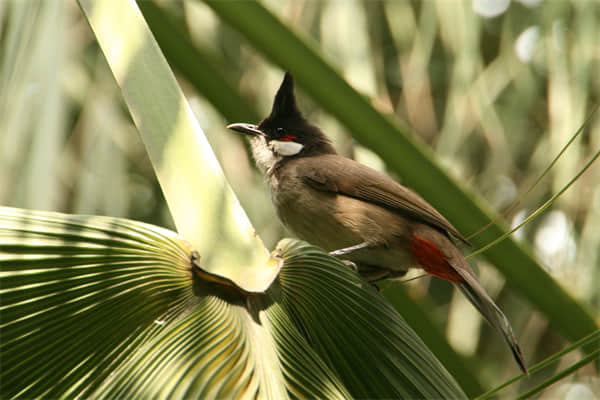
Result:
[1, 0, 598, 398]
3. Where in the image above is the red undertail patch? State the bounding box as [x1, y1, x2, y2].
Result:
[410, 233, 463, 284]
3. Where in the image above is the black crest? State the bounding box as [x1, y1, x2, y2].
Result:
[259, 72, 308, 134]
[258, 72, 336, 155]
[266, 72, 303, 122]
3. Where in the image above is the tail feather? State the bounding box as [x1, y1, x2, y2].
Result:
[458, 272, 528, 375]
[410, 230, 527, 373]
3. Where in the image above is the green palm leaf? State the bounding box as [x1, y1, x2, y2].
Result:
[275, 239, 464, 398]
[0, 206, 466, 399]
[0, 207, 192, 398]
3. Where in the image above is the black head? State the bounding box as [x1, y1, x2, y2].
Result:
[227, 72, 336, 158]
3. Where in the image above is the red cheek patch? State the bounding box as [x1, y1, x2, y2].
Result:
[280, 134, 297, 142]
[410, 233, 463, 284]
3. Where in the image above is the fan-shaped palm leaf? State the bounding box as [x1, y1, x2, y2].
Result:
[1, 206, 466, 399]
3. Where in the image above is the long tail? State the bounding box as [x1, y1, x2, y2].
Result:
[457, 271, 528, 375]
[411, 232, 528, 374]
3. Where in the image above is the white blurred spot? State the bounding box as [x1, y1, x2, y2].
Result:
[492, 175, 517, 209]
[564, 383, 596, 400]
[534, 211, 576, 270]
[154, 320, 165, 325]
[473, 0, 510, 18]
[447, 288, 481, 355]
[511, 209, 528, 241]
[515, 26, 539, 63]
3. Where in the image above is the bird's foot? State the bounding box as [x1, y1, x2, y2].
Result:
[340, 259, 359, 273]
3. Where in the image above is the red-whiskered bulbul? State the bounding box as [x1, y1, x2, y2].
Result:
[228, 72, 527, 374]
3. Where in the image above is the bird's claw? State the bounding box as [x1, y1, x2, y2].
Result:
[339, 259, 358, 273]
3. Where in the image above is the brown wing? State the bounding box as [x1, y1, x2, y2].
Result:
[294, 154, 470, 246]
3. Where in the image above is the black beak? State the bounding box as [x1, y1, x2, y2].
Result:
[226, 123, 265, 137]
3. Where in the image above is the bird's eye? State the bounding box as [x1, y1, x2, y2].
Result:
[276, 127, 284, 135]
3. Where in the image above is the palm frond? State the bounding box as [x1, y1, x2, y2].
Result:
[1, 207, 466, 399]
[0, 207, 192, 398]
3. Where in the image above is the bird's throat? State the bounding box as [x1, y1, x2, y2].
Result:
[249, 136, 281, 174]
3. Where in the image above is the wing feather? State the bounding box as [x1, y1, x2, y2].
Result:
[294, 155, 470, 246]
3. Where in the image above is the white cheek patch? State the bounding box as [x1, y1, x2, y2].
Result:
[271, 140, 304, 156]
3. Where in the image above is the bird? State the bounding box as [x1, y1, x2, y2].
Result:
[227, 72, 527, 374]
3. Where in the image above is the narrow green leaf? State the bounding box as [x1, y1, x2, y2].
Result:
[517, 349, 600, 400]
[470, 146, 600, 259]
[477, 329, 600, 400]
[76, 0, 280, 292]
[466, 105, 599, 242]
[138, 1, 260, 124]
